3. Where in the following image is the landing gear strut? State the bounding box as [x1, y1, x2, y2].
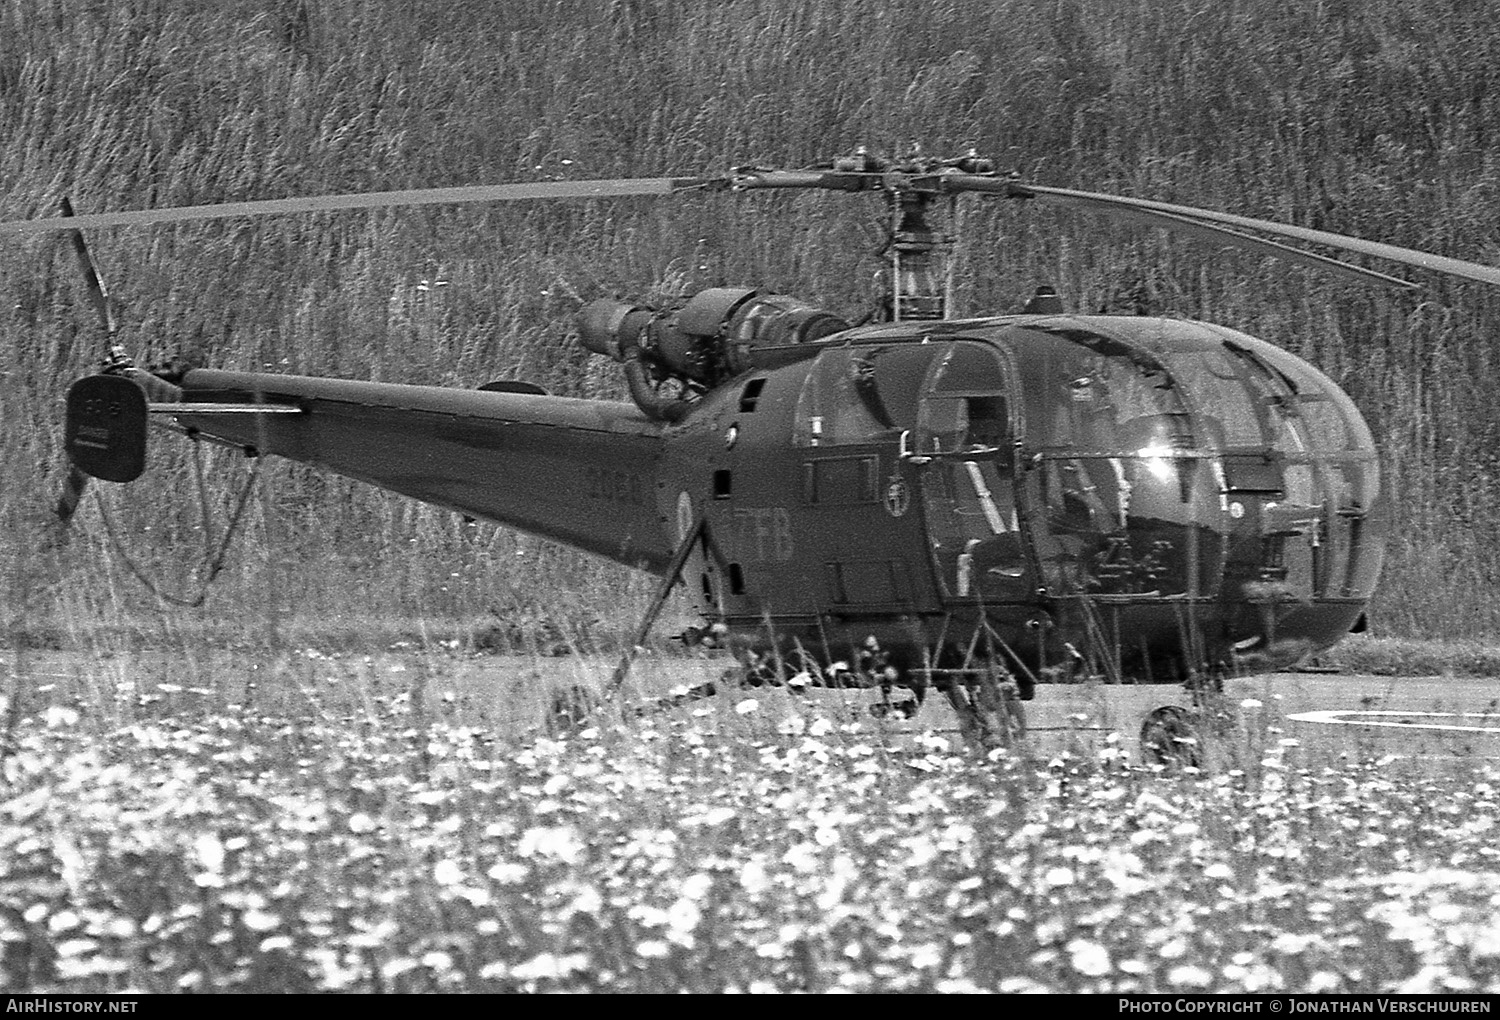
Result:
[939, 663, 1027, 751]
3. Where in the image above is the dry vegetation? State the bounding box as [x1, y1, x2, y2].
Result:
[4, 0, 1500, 994]
[4, 0, 1500, 643]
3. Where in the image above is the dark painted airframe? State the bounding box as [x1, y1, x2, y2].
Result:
[151, 311, 1384, 689]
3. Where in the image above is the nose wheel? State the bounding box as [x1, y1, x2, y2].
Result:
[545, 683, 602, 736]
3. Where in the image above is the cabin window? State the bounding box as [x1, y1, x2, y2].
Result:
[713, 469, 732, 499]
[912, 342, 1014, 460]
[911, 342, 1028, 600]
[922, 456, 1028, 600]
[739, 378, 767, 412]
[792, 344, 943, 447]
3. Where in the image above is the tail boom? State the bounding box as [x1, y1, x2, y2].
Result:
[172, 369, 675, 572]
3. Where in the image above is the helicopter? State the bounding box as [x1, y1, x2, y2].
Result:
[8, 148, 1500, 758]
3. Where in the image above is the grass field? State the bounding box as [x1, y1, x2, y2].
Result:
[5, 0, 1500, 994]
[2, 650, 1498, 993]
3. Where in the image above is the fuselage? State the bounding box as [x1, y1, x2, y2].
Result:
[170, 312, 1385, 687]
[661, 314, 1386, 684]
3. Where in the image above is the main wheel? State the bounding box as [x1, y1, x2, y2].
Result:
[1139, 705, 1205, 768]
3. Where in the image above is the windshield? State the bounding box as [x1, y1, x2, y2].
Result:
[1011, 321, 1384, 602]
[1017, 328, 1196, 454]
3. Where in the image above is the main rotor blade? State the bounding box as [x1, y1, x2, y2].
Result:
[0, 177, 717, 234]
[1010, 182, 1500, 290]
[730, 168, 1452, 290]
[1084, 203, 1419, 291]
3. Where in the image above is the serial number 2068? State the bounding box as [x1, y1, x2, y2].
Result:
[585, 467, 646, 505]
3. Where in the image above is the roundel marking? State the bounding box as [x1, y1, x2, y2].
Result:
[883, 476, 911, 518]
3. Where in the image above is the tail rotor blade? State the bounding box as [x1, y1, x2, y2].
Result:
[50, 197, 120, 535]
[53, 465, 91, 530]
[59, 197, 117, 335]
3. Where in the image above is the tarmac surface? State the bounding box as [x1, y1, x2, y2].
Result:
[466, 653, 1500, 760]
[6, 648, 1498, 762]
[743, 665, 1500, 762]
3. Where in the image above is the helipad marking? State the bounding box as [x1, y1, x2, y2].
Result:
[1288, 710, 1500, 735]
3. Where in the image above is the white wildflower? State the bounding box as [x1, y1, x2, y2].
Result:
[680, 873, 713, 901]
[666, 897, 701, 936]
[487, 861, 528, 884]
[1043, 866, 1075, 888]
[740, 859, 771, 894]
[517, 825, 584, 863]
[193, 833, 226, 874]
[1067, 939, 1112, 977]
[511, 952, 589, 981]
[1168, 964, 1214, 987]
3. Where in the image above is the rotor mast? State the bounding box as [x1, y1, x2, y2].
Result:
[887, 188, 947, 321]
[826, 146, 974, 322]
[727, 148, 998, 323]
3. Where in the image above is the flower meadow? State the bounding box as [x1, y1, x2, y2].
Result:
[2, 668, 1499, 994]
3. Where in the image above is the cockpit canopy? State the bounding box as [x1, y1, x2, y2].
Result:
[789, 318, 1384, 605]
